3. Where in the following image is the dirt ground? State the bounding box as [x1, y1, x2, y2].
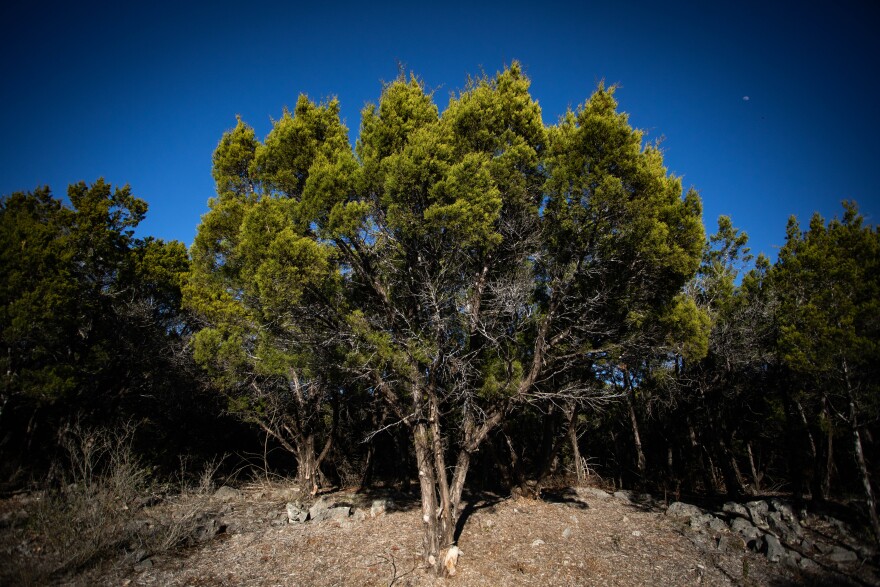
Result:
[3, 482, 873, 586]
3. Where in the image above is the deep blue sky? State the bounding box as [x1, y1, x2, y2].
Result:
[2, 0, 877, 262]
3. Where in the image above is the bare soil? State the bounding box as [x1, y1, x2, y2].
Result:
[3, 482, 873, 586]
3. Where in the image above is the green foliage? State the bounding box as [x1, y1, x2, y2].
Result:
[658, 294, 711, 361]
[252, 96, 350, 198]
[357, 74, 439, 165]
[774, 202, 879, 408]
[538, 85, 706, 387]
[479, 357, 524, 400]
[544, 86, 703, 305]
[1, 181, 189, 406]
[1, 188, 78, 398]
[697, 215, 753, 312]
[212, 117, 259, 197]
[186, 98, 348, 382]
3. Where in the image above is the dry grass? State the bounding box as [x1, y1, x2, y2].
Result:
[0, 424, 222, 586]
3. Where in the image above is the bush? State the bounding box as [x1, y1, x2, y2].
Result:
[0, 421, 222, 585]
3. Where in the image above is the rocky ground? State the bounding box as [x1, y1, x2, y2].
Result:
[2, 482, 878, 586]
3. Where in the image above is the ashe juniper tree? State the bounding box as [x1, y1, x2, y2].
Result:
[185, 63, 705, 574]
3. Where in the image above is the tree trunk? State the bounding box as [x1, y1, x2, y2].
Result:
[395, 427, 411, 491]
[782, 393, 811, 498]
[296, 436, 320, 495]
[413, 421, 441, 571]
[812, 399, 833, 502]
[569, 407, 586, 483]
[627, 397, 646, 475]
[449, 449, 471, 536]
[357, 400, 382, 491]
[532, 402, 564, 491]
[843, 360, 880, 545]
[823, 424, 833, 498]
[624, 369, 646, 475]
[357, 440, 375, 492]
[698, 387, 746, 497]
[716, 436, 748, 497]
[796, 399, 818, 459]
[487, 435, 513, 490]
[851, 420, 880, 545]
[252, 418, 323, 493]
[688, 420, 715, 494]
[747, 441, 762, 493]
[535, 414, 569, 493]
[411, 380, 465, 576]
[503, 430, 525, 491]
[706, 453, 720, 494]
[428, 391, 455, 553]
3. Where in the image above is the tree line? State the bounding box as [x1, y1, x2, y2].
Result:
[2, 63, 877, 573]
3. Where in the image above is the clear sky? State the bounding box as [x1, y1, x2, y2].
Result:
[2, 0, 877, 262]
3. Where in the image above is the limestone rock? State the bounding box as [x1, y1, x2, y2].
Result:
[722, 502, 749, 519]
[765, 534, 784, 562]
[213, 485, 241, 501]
[611, 489, 654, 504]
[666, 501, 705, 518]
[689, 513, 713, 529]
[745, 500, 770, 530]
[769, 498, 796, 523]
[576, 487, 611, 500]
[828, 546, 858, 564]
[767, 511, 803, 543]
[370, 498, 393, 518]
[278, 486, 302, 501]
[688, 532, 712, 549]
[779, 549, 802, 569]
[688, 512, 730, 533]
[707, 516, 729, 533]
[308, 497, 332, 521]
[730, 517, 764, 551]
[716, 534, 746, 553]
[311, 505, 352, 523]
[286, 502, 308, 523]
[613, 490, 634, 502]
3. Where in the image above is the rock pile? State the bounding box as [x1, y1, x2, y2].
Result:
[665, 497, 876, 579]
[286, 495, 394, 525]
